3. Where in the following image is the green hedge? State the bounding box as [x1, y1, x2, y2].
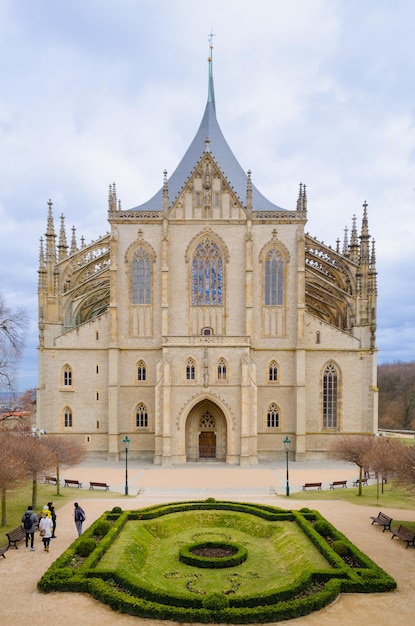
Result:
[37, 501, 396, 623]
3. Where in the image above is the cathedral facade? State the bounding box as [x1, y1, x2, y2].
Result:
[36, 57, 378, 465]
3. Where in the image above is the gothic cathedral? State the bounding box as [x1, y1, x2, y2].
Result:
[36, 55, 378, 464]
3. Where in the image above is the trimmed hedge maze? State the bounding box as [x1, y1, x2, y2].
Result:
[38, 501, 396, 623]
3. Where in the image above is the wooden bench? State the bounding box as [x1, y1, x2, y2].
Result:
[302, 482, 322, 491]
[89, 481, 109, 491]
[329, 480, 347, 489]
[353, 477, 368, 487]
[64, 478, 82, 488]
[391, 524, 415, 548]
[6, 526, 25, 549]
[370, 512, 393, 532]
[45, 476, 58, 484]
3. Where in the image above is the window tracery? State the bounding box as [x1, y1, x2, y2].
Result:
[137, 360, 147, 381]
[136, 402, 149, 428]
[186, 358, 196, 380]
[63, 365, 72, 387]
[323, 364, 338, 429]
[63, 406, 73, 428]
[192, 237, 223, 306]
[269, 360, 278, 382]
[132, 246, 151, 305]
[217, 358, 227, 380]
[267, 403, 279, 428]
[200, 411, 215, 429]
[264, 248, 283, 305]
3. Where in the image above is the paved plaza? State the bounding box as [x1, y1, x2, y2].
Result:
[1, 458, 415, 625]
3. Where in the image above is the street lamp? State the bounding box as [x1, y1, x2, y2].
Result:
[283, 436, 291, 496]
[123, 436, 130, 496]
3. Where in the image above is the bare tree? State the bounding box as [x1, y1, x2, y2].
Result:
[364, 436, 403, 503]
[330, 435, 376, 495]
[18, 435, 57, 508]
[0, 294, 28, 395]
[41, 436, 87, 495]
[391, 442, 415, 492]
[0, 433, 28, 525]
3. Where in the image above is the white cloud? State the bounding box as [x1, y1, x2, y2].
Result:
[1, 0, 414, 389]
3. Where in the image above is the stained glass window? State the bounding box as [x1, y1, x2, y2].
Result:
[192, 238, 223, 305]
[264, 248, 283, 305]
[323, 364, 338, 428]
[132, 247, 151, 305]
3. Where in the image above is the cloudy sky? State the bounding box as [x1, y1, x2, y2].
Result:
[1, 0, 414, 391]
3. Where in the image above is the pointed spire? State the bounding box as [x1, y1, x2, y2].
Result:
[296, 183, 307, 211]
[108, 182, 117, 211]
[342, 226, 349, 256]
[70, 226, 77, 255]
[207, 30, 216, 109]
[163, 169, 169, 211]
[58, 213, 68, 261]
[38, 237, 46, 289]
[359, 201, 370, 264]
[370, 239, 377, 295]
[349, 214, 359, 263]
[45, 199, 56, 265]
[246, 170, 252, 212]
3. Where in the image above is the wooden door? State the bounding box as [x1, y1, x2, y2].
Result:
[199, 431, 216, 458]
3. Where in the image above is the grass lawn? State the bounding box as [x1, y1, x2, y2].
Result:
[0, 481, 123, 535]
[286, 481, 415, 511]
[96, 510, 329, 597]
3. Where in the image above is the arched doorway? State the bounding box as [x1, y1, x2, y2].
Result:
[185, 400, 227, 462]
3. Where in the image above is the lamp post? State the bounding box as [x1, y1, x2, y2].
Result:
[283, 436, 291, 496]
[123, 436, 130, 496]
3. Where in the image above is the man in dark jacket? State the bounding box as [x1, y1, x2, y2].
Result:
[21, 506, 38, 550]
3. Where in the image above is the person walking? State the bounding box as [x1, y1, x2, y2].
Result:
[21, 506, 38, 551]
[39, 511, 53, 552]
[47, 501, 57, 538]
[74, 502, 86, 536]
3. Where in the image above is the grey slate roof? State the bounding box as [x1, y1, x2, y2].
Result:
[131, 59, 285, 212]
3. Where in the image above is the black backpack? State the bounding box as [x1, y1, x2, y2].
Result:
[23, 513, 32, 530]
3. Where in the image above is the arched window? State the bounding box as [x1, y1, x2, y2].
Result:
[264, 248, 283, 305]
[137, 360, 147, 382]
[192, 237, 223, 305]
[269, 360, 278, 382]
[136, 403, 148, 428]
[63, 365, 72, 387]
[132, 246, 151, 305]
[186, 358, 196, 380]
[217, 358, 227, 380]
[323, 364, 338, 428]
[63, 406, 73, 428]
[267, 403, 279, 428]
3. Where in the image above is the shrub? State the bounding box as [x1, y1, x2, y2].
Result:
[111, 506, 123, 514]
[94, 520, 112, 537]
[331, 540, 349, 557]
[205, 497, 216, 503]
[75, 538, 97, 557]
[314, 520, 332, 538]
[202, 592, 230, 611]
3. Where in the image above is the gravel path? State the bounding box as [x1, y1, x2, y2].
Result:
[1, 460, 414, 625]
